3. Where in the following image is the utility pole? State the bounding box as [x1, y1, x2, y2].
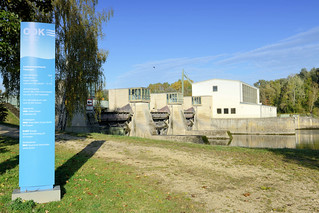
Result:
[181, 69, 193, 97]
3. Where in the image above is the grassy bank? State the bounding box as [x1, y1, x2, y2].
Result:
[0, 136, 202, 212]
[2, 131, 319, 212]
[0, 106, 19, 127]
[65, 132, 319, 181]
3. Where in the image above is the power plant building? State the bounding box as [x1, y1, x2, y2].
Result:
[192, 79, 277, 118]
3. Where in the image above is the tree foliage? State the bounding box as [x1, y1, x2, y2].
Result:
[54, 0, 112, 130]
[255, 68, 319, 115]
[0, 0, 52, 97]
[148, 79, 193, 96]
[1, 1, 112, 130]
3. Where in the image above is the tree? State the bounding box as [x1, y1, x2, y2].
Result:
[0, 0, 53, 98]
[170, 79, 193, 96]
[148, 82, 174, 93]
[54, 0, 112, 130]
[148, 79, 193, 96]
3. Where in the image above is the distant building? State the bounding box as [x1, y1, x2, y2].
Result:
[192, 79, 277, 118]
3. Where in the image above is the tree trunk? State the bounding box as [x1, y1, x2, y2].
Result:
[57, 91, 67, 131]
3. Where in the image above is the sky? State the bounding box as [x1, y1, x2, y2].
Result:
[97, 0, 319, 89]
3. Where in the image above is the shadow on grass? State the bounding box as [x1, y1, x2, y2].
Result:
[0, 136, 19, 174]
[55, 140, 105, 197]
[0, 122, 19, 129]
[0, 155, 19, 175]
[269, 148, 319, 170]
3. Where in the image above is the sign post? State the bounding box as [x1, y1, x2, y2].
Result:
[12, 22, 60, 203]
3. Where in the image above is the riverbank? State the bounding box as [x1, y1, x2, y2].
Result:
[1, 128, 319, 212]
[57, 132, 319, 212]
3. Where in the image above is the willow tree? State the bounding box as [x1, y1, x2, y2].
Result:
[54, 0, 112, 130]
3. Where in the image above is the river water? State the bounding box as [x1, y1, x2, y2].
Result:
[229, 129, 319, 150]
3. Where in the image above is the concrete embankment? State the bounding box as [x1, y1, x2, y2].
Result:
[209, 117, 319, 134]
[149, 129, 231, 145]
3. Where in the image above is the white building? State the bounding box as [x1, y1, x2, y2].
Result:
[192, 79, 277, 118]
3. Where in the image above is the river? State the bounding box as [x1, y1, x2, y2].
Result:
[229, 129, 319, 150]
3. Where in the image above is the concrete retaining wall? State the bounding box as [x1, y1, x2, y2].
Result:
[210, 117, 319, 134]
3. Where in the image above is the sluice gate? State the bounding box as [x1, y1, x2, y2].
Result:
[98, 104, 133, 135]
[184, 107, 195, 130]
[98, 111, 132, 135]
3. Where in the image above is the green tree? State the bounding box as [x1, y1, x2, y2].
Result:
[148, 82, 174, 93]
[0, 0, 52, 97]
[54, 0, 112, 130]
[170, 79, 193, 96]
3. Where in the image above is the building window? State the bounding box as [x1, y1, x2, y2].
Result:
[231, 108, 236, 114]
[224, 108, 229, 114]
[212, 86, 218, 92]
[242, 84, 257, 104]
[217, 108, 222, 114]
[192, 96, 202, 105]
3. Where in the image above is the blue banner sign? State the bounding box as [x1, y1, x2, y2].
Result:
[19, 22, 55, 192]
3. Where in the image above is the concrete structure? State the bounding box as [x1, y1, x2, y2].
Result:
[191, 96, 213, 130]
[150, 93, 167, 111]
[192, 79, 277, 118]
[210, 116, 319, 134]
[107, 87, 155, 137]
[108, 88, 130, 111]
[150, 92, 189, 135]
[183, 96, 192, 110]
[129, 102, 156, 137]
[12, 186, 61, 203]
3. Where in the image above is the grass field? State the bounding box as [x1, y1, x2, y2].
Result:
[0, 135, 203, 212]
[1, 127, 319, 212]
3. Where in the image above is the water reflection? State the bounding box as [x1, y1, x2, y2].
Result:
[295, 130, 319, 150]
[228, 130, 319, 150]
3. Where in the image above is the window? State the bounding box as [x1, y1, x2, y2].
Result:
[212, 86, 218, 92]
[231, 108, 236, 114]
[192, 96, 202, 105]
[224, 108, 229, 114]
[217, 108, 222, 114]
[242, 84, 257, 104]
[129, 88, 150, 102]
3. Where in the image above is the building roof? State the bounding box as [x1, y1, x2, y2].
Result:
[193, 78, 258, 89]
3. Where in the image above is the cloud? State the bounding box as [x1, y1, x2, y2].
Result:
[218, 26, 319, 66]
[109, 55, 226, 88]
[107, 26, 319, 88]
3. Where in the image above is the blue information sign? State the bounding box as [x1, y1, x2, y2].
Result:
[19, 22, 55, 192]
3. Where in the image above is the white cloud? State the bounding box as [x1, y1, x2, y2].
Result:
[107, 26, 319, 88]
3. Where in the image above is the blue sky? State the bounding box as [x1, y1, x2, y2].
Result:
[97, 0, 319, 89]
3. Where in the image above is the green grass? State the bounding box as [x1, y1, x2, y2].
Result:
[0, 136, 202, 212]
[2, 130, 319, 212]
[4, 109, 19, 126]
[0, 107, 19, 128]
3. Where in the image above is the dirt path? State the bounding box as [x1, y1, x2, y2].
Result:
[56, 134, 319, 213]
[0, 124, 19, 138]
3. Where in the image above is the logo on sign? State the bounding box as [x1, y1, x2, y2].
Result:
[23, 28, 55, 37]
